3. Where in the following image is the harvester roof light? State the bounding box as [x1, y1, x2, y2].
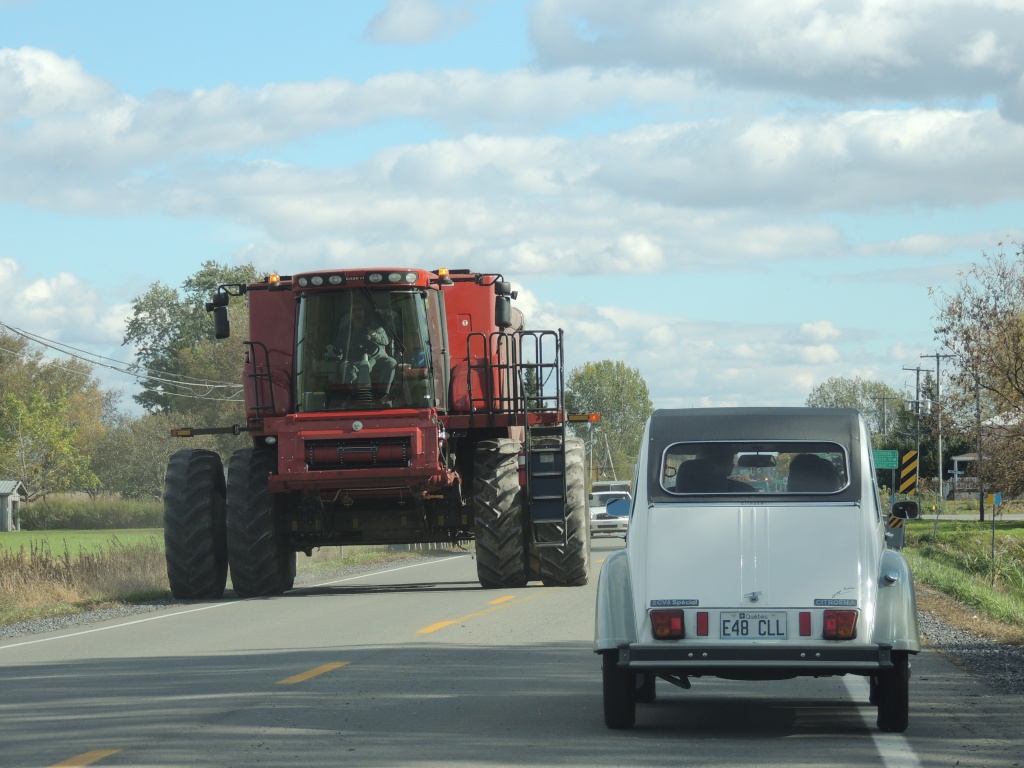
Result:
[329, 275, 343, 285]
[387, 272, 402, 283]
[404, 272, 417, 283]
[268, 274, 281, 286]
[437, 267, 449, 277]
[368, 273, 383, 284]
[311, 275, 324, 286]
[297, 277, 309, 287]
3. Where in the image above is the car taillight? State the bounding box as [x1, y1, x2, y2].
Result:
[650, 609, 684, 639]
[822, 609, 857, 640]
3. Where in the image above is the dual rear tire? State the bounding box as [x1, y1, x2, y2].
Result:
[163, 447, 293, 599]
[163, 450, 228, 600]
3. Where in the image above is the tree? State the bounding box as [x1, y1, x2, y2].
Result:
[0, 330, 107, 498]
[91, 410, 228, 500]
[0, 390, 99, 500]
[564, 360, 653, 485]
[933, 244, 1024, 497]
[805, 376, 915, 443]
[123, 260, 257, 418]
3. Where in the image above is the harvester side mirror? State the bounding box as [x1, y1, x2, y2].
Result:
[212, 305, 231, 339]
[495, 295, 512, 329]
[495, 280, 512, 296]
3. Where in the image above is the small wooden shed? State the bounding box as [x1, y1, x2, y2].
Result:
[0, 480, 27, 532]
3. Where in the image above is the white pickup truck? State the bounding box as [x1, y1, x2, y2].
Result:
[595, 407, 920, 732]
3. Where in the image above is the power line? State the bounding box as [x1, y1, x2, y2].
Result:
[0, 321, 243, 402]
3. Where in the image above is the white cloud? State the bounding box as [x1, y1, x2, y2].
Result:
[365, 0, 449, 44]
[801, 321, 841, 343]
[0, 47, 113, 118]
[529, 0, 1024, 103]
[0, 258, 127, 345]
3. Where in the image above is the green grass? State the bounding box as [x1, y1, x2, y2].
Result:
[0, 529, 165, 554]
[903, 519, 1024, 628]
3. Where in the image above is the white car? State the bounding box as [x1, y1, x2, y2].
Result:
[589, 490, 631, 537]
[595, 407, 921, 732]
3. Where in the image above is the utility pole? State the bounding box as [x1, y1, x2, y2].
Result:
[923, 352, 954, 516]
[902, 365, 929, 496]
[871, 395, 899, 434]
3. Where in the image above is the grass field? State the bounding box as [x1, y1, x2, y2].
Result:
[0, 530, 440, 628]
[0, 529, 165, 554]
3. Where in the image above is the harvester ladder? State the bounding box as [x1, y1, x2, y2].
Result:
[517, 330, 570, 549]
[243, 340, 277, 416]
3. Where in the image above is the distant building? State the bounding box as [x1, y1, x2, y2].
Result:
[0, 480, 27, 532]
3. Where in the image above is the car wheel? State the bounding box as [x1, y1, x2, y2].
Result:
[602, 651, 636, 729]
[876, 652, 910, 732]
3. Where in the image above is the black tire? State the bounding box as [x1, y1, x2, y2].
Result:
[473, 438, 528, 589]
[636, 673, 657, 703]
[602, 651, 636, 729]
[535, 438, 591, 587]
[162, 449, 228, 600]
[876, 652, 910, 732]
[226, 447, 291, 597]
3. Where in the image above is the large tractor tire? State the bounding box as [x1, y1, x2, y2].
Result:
[534, 437, 591, 587]
[226, 447, 292, 598]
[162, 449, 228, 600]
[473, 438, 528, 589]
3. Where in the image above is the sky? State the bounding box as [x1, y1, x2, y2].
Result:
[3, 0, 1024, 414]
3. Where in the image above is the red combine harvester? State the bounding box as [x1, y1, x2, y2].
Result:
[163, 267, 590, 598]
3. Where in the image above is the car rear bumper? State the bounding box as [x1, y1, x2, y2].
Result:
[607, 642, 901, 674]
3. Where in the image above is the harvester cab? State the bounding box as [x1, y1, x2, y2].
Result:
[162, 267, 590, 599]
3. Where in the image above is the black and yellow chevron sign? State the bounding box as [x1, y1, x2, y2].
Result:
[887, 516, 904, 529]
[898, 451, 918, 495]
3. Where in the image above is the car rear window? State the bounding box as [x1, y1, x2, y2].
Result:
[660, 441, 849, 496]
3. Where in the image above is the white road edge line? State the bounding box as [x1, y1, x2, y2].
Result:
[842, 676, 922, 768]
[0, 555, 466, 651]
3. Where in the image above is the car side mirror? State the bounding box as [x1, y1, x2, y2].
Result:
[890, 500, 919, 520]
[606, 498, 630, 518]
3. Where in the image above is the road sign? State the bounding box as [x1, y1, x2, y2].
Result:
[873, 450, 898, 470]
[899, 451, 918, 495]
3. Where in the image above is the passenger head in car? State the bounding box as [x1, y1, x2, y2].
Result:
[675, 444, 754, 493]
[787, 453, 840, 492]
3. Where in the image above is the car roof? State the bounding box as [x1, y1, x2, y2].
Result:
[649, 407, 862, 444]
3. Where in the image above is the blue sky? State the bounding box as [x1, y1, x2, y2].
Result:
[3, 0, 1024, 412]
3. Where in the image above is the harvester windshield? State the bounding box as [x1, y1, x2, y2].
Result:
[295, 288, 445, 412]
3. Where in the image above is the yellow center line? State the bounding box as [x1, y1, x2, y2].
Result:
[417, 592, 547, 635]
[277, 661, 350, 685]
[49, 750, 122, 767]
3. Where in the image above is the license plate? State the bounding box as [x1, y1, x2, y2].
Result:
[720, 611, 787, 639]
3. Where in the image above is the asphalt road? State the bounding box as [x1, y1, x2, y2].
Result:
[1, 538, 1020, 768]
